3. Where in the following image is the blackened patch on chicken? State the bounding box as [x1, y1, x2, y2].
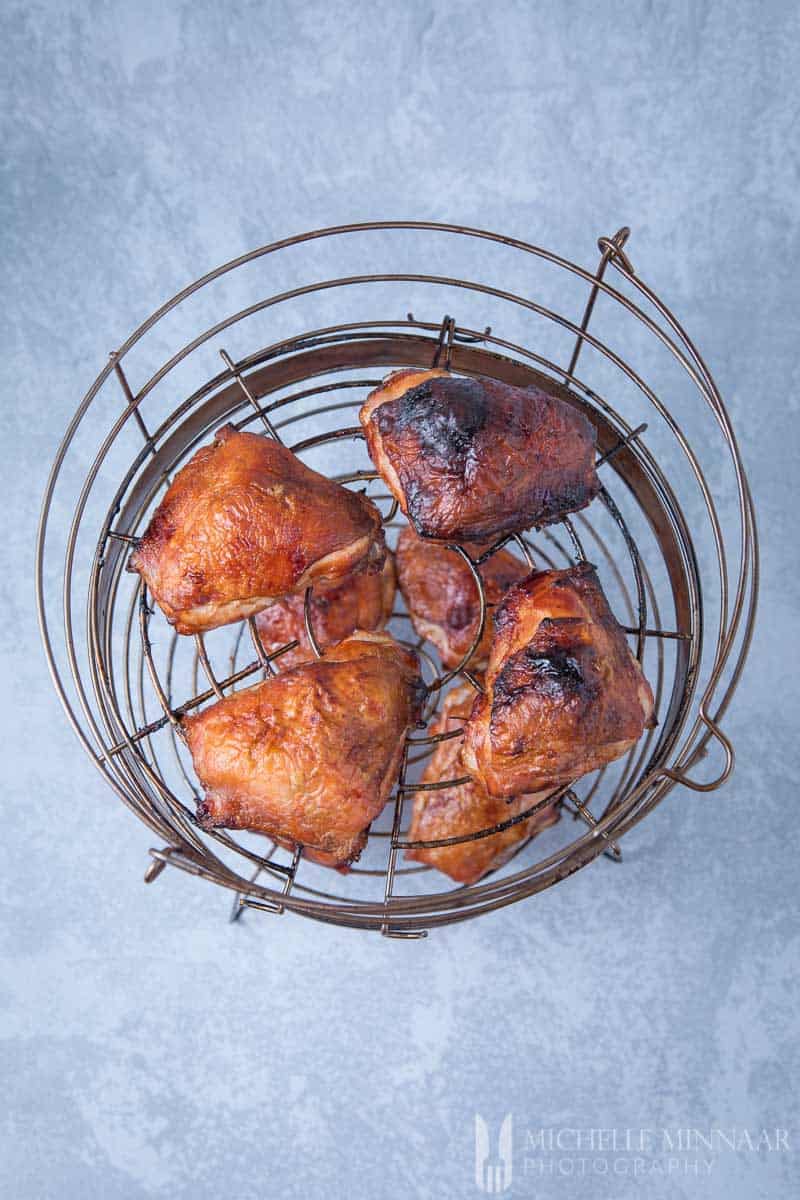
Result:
[374, 376, 490, 468]
[492, 641, 597, 711]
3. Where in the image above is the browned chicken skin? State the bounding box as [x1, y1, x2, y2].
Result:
[395, 527, 528, 669]
[405, 684, 561, 884]
[255, 554, 396, 671]
[183, 631, 424, 869]
[360, 369, 599, 541]
[130, 424, 386, 634]
[461, 564, 655, 798]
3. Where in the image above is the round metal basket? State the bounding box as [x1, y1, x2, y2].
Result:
[36, 221, 758, 936]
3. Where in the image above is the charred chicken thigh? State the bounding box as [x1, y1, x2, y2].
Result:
[130, 424, 385, 634]
[183, 631, 424, 869]
[255, 554, 396, 671]
[359, 369, 598, 541]
[395, 527, 527, 669]
[461, 564, 654, 798]
[405, 683, 561, 885]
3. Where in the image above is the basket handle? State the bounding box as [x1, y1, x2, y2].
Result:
[655, 707, 735, 793]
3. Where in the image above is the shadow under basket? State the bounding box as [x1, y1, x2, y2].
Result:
[37, 221, 758, 936]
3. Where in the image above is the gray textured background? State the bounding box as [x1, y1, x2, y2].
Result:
[3, 1, 798, 1197]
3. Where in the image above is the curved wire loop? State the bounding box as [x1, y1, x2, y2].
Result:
[654, 707, 735, 793]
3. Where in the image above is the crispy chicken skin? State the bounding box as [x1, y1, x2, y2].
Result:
[395, 527, 528, 669]
[255, 554, 396, 671]
[405, 684, 561, 884]
[461, 564, 655, 798]
[183, 631, 425, 869]
[129, 424, 386, 635]
[359, 369, 599, 541]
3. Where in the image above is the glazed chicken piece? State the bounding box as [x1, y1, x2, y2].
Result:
[461, 564, 655, 797]
[255, 554, 396, 671]
[130, 424, 385, 634]
[405, 684, 561, 885]
[359, 369, 598, 541]
[183, 631, 425, 869]
[395, 527, 528, 669]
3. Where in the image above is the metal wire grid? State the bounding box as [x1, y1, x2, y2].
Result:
[36, 222, 758, 935]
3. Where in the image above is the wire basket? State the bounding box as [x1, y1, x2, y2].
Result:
[36, 221, 758, 936]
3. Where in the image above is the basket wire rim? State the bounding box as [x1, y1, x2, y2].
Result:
[36, 221, 759, 932]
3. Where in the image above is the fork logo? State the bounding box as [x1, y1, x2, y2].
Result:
[475, 1113, 513, 1193]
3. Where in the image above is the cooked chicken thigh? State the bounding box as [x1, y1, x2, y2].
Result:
[405, 683, 561, 884]
[183, 631, 424, 869]
[255, 554, 396, 671]
[461, 564, 655, 797]
[360, 369, 598, 541]
[395, 527, 527, 669]
[130, 424, 385, 634]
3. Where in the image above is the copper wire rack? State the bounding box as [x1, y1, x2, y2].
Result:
[36, 221, 758, 936]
